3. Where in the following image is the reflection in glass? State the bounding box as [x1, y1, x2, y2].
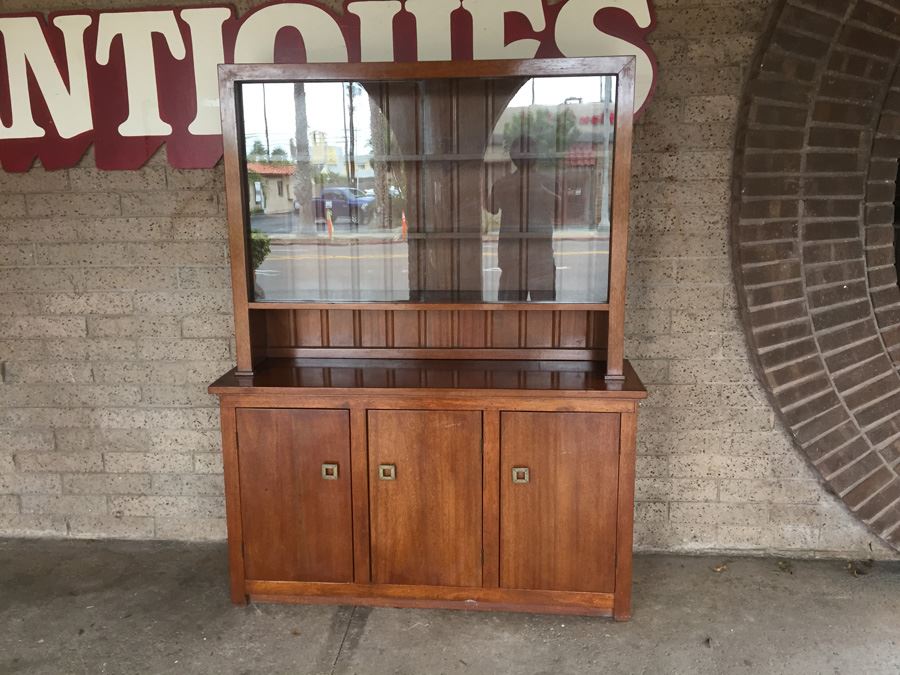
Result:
[240, 75, 616, 303]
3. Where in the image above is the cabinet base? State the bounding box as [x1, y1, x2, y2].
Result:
[241, 580, 629, 620]
[213, 361, 645, 624]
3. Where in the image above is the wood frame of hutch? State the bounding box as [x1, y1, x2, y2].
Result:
[210, 57, 647, 620]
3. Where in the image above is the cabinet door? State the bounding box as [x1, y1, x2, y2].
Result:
[500, 412, 620, 593]
[368, 410, 482, 587]
[236, 408, 353, 583]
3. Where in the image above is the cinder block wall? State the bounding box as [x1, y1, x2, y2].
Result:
[0, 0, 894, 556]
[0, 154, 231, 540]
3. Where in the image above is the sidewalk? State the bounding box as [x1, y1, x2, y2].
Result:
[2, 539, 898, 674]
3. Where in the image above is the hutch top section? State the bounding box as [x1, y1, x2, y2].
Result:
[219, 58, 636, 377]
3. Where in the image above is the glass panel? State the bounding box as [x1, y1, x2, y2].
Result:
[240, 75, 616, 304]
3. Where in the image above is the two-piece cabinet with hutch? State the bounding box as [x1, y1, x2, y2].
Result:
[210, 57, 647, 619]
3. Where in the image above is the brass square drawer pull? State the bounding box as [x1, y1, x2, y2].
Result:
[512, 467, 530, 484]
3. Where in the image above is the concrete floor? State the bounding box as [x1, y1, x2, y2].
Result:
[1, 540, 898, 675]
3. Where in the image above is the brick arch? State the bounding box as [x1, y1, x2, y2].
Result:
[866, 66, 900, 367]
[732, 0, 900, 551]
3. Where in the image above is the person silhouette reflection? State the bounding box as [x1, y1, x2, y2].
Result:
[488, 135, 559, 302]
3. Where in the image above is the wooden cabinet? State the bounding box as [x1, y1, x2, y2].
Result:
[218, 58, 638, 379]
[368, 410, 483, 587]
[212, 59, 646, 618]
[213, 359, 645, 619]
[500, 412, 620, 593]
[235, 408, 353, 583]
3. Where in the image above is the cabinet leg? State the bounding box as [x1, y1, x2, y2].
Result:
[230, 576, 248, 606]
[613, 590, 631, 622]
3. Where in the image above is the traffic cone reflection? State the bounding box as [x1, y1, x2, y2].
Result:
[401, 210, 408, 241]
[326, 208, 334, 239]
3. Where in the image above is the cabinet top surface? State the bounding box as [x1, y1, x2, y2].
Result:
[209, 358, 646, 398]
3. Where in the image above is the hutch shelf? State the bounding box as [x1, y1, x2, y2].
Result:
[210, 57, 647, 619]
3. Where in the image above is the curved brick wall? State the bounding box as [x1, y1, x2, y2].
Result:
[867, 65, 900, 367]
[733, 0, 900, 550]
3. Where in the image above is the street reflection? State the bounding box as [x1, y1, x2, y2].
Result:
[240, 75, 616, 304]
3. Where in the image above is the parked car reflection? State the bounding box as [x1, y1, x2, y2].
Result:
[301, 186, 376, 230]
